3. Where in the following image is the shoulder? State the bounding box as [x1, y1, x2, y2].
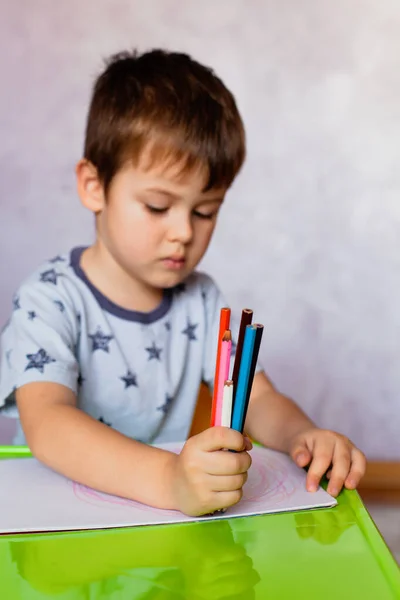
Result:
[13, 248, 90, 311]
[5, 249, 99, 336]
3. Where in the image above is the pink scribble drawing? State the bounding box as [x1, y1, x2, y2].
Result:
[242, 452, 296, 506]
[73, 483, 179, 515]
[71, 446, 298, 515]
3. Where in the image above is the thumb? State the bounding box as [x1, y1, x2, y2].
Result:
[290, 439, 312, 468]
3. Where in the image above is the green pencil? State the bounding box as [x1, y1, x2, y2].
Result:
[0, 445, 31, 457]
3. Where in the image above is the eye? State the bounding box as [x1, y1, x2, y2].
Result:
[193, 210, 216, 220]
[146, 205, 169, 214]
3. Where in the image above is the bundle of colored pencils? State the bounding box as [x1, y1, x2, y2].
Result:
[210, 308, 264, 432]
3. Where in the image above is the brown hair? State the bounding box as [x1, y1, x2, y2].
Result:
[83, 49, 246, 193]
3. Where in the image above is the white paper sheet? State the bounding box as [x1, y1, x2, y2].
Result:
[0, 443, 336, 534]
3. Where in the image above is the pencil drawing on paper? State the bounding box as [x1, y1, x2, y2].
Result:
[71, 447, 297, 514]
[242, 451, 297, 505]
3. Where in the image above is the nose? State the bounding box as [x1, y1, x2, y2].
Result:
[167, 211, 193, 245]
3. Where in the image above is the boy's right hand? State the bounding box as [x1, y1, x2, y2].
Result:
[171, 427, 252, 517]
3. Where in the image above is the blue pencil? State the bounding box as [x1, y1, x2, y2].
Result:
[231, 324, 257, 432]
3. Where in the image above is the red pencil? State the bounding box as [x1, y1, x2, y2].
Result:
[210, 308, 231, 426]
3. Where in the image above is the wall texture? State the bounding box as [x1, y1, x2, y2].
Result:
[1, 0, 399, 457]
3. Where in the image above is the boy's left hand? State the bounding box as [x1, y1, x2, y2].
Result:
[288, 427, 366, 497]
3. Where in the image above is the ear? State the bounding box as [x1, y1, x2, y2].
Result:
[75, 159, 105, 213]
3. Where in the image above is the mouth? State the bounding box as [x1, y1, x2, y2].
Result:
[162, 256, 186, 270]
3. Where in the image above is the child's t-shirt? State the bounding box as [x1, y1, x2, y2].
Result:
[0, 247, 254, 445]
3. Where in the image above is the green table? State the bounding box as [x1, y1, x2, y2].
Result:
[1, 448, 399, 600]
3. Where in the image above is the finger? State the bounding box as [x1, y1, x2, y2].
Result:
[290, 440, 312, 468]
[344, 448, 367, 489]
[327, 446, 351, 496]
[306, 442, 335, 492]
[214, 592, 256, 600]
[216, 592, 256, 600]
[326, 469, 332, 480]
[210, 472, 248, 492]
[204, 545, 247, 568]
[210, 489, 244, 512]
[203, 565, 259, 599]
[296, 525, 315, 540]
[243, 436, 253, 451]
[201, 427, 247, 452]
[294, 513, 315, 539]
[205, 449, 252, 476]
[195, 552, 252, 583]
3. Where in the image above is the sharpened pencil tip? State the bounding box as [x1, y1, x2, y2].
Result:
[222, 329, 232, 342]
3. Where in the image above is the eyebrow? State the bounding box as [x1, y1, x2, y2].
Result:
[146, 188, 225, 204]
[146, 188, 180, 200]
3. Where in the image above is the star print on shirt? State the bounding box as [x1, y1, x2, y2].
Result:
[164, 321, 171, 331]
[27, 311, 37, 321]
[49, 255, 66, 263]
[99, 417, 112, 427]
[88, 328, 114, 353]
[54, 300, 65, 312]
[40, 269, 61, 285]
[157, 394, 173, 414]
[201, 289, 207, 301]
[146, 342, 162, 361]
[182, 320, 198, 341]
[12, 295, 21, 311]
[25, 349, 56, 373]
[120, 370, 138, 388]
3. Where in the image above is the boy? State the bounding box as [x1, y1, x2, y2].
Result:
[0, 49, 366, 517]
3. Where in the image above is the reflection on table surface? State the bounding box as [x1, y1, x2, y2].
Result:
[1, 490, 399, 600]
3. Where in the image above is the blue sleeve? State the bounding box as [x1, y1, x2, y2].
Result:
[0, 279, 80, 408]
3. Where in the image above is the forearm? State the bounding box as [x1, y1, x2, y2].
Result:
[245, 374, 315, 453]
[22, 527, 187, 591]
[29, 404, 178, 509]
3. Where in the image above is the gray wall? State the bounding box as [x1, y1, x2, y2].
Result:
[1, 0, 399, 457]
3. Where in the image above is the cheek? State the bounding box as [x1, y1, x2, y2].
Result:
[194, 222, 216, 250]
[108, 205, 163, 247]
[204, 220, 217, 241]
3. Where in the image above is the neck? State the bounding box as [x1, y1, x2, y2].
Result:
[80, 243, 163, 313]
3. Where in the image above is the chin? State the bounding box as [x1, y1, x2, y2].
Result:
[155, 272, 188, 290]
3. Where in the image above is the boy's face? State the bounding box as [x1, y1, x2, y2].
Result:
[93, 158, 225, 291]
